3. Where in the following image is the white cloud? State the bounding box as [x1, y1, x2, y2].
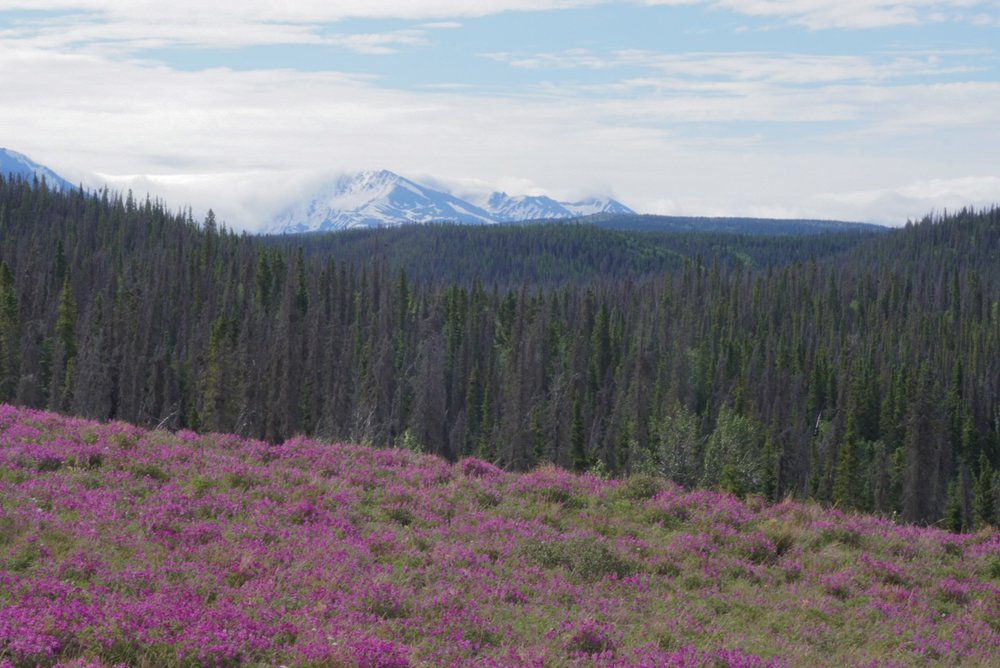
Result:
[482, 49, 620, 70]
[484, 48, 1000, 133]
[0, 0, 603, 56]
[487, 47, 988, 84]
[4, 39, 996, 230]
[615, 50, 985, 83]
[2, 0, 997, 229]
[0, 1, 604, 21]
[1, 0, 995, 56]
[818, 176, 1000, 223]
[0, 43, 675, 229]
[419, 21, 463, 29]
[642, 0, 998, 30]
[0, 7, 466, 54]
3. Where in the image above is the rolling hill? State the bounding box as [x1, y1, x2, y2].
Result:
[0, 174, 997, 530]
[1, 404, 997, 666]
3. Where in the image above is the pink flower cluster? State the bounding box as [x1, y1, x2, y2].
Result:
[0, 404, 997, 666]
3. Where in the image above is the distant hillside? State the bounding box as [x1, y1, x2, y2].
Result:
[1, 404, 997, 666]
[0, 178, 998, 528]
[265, 221, 881, 287]
[588, 213, 885, 236]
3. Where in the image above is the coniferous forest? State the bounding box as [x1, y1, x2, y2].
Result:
[1, 175, 998, 529]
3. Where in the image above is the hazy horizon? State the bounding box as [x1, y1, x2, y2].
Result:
[2, 1, 999, 230]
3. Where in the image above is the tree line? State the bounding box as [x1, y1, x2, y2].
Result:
[0, 174, 997, 528]
[264, 218, 880, 288]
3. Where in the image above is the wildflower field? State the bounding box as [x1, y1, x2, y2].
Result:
[0, 404, 997, 667]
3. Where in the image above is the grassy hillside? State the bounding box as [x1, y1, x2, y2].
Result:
[1, 405, 997, 667]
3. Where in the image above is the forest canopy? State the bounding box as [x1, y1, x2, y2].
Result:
[0, 173, 998, 528]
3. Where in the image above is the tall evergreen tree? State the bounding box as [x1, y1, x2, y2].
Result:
[942, 477, 964, 533]
[833, 412, 862, 510]
[571, 394, 588, 472]
[0, 261, 19, 402]
[973, 453, 996, 529]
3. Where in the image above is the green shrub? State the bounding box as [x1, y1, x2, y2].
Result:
[111, 432, 137, 450]
[572, 540, 633, 581]
[521, 536, 633, 582]
[188, 475, 216, 497]
[386, 505, 414, 526]
[130, 463, 170, 482]
[223, 471, 257, 491]
[618, 474, 662, 501]
[475, 488, 502, 508]
[540, 486, 571, 504]
[36, 455, 63, 472]
[0, 516, 21, 545]
[985, 554, 1000, 581]
[9, 542, 38, 571]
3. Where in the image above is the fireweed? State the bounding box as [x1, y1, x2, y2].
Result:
[0, 404, 997, 667]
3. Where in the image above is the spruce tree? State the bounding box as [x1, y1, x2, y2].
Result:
[55, 276, 77, 364]
[571, 395, 588, 471]
[973, 453, 996, 529]
[942, 477, 964, 533]
[0, 261, 19, 402]
[833, 413, 861, 510]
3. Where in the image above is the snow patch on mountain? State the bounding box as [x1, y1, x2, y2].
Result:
[484, 192, 573, 222]
[267, 170, 636, 234]
[0, 148, 74, 191]
[269, 170, 497, 233]
[563, 197, 635, 217]
[482, 192, 635, 222]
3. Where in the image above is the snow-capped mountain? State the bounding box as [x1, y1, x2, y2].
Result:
[562, 197, 635, 217]
[485, 192, 577, 222]
[483, 192, 634, 222]
[0, 148, 73, 191]
[270, 170, 496, 233]
[268, 170, 635, 233]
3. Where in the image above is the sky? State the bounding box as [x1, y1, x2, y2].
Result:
[1, 1, 999, 231]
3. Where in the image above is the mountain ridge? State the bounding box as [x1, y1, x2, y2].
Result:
[270, 169, 499, 233]
[1, 148, 876, 235]
[0, 147, 74, 192]
[267, 169, 635, 233]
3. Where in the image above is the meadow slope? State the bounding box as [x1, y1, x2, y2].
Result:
[0, 404, 997, 667]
